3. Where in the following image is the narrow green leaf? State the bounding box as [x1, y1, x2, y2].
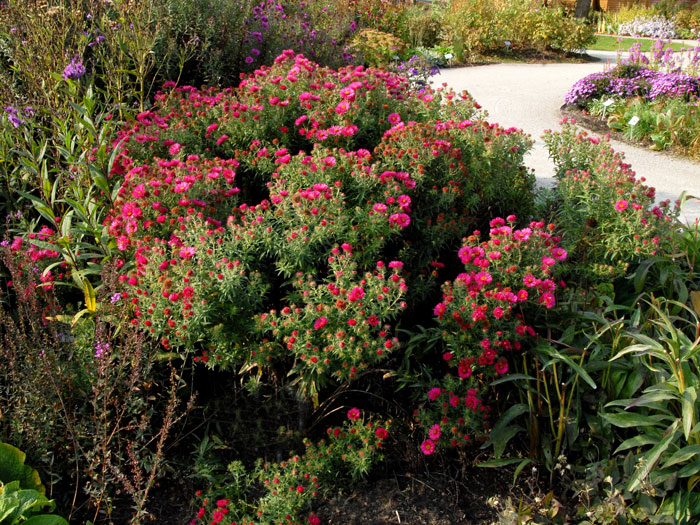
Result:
[539, 345, 596, 389]
[603, 412, 667, 428]
[477, 457, 525, 468]
[628, 421, 679, 492]
[614, 433, 660, 454]
[682, 386, 697, 440]
[661, 445, 700, 469]
[490, 373, 538, 386]
[678, 459, 700, 478]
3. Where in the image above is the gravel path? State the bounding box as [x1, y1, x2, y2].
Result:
[435, 51, 700, 224]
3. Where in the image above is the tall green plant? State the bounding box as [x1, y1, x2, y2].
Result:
[604, 298, 700, 522]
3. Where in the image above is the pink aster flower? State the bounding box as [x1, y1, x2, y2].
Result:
[458, 359, 472, 378]
[388, 112, 401, 124]
[314, 317, 328, 330]
[348, 287, 365, 302]
[539, 292, 556, 309]
[550, 247, 567, 261]
[389, 213, 411, 228]
[523, 274, 539, 288]
[420, 439, 435, 455]
[428, 424, 441, 441]
[335, 101, 350, 115]
[615, 200, 628, 212]
[179, 246, 195, 258]
[339, 87, 355, 100]
[169, 142, 181, 156]
[428, 387, 442, 401]
[495, 358, 509, 375]
[347, 407, 361, 420]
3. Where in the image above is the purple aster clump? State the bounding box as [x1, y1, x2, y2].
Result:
[565, 65, 699, 106]
[63, 56, 86, 80]
[647, 71, 700, 100]
[396, 54, 440, 86]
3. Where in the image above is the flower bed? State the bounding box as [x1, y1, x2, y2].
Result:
[564, 40, 700, 158]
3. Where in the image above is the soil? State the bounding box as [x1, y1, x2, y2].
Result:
[143, 449, 545, 525]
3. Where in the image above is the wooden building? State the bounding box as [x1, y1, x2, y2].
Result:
[554, 0, 699, 12]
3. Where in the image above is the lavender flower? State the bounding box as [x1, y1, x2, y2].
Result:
[94, 341, 110, 359]
[63, 56, 86, 80]
[4, 106, 24, 128]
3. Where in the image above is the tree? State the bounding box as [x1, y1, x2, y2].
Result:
[574, 0, 592, 18]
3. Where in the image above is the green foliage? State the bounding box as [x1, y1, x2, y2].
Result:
[0, 251, 190, 524]
[349, 28, 409, 66]
[0, 443, 68, 525]
[440, 0, 594, 59]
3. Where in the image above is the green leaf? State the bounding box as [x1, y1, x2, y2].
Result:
[487, 403, 528, 458]
[661, 445, 700, 469]
[678, 458, 700, 478]
[489, 373, 538, 386]
[628, 421, 679, 492]
[682, 386, 697, 441]
[538, 345, 596, 389]
[615, 433, 660, 454]
[0, 443, 45, 493]
[512, 458, 533, 485]
[477, 457, 525, 468]
[23, 515, 69, 525]
[603, 412, 667, 428]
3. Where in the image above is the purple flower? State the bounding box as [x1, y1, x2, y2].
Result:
[4, 106, 24, 128]
[94, 341, 110, 359]
[63, 56, 86, 80]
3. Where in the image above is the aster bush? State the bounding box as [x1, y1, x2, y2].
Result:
[88, 52, 533, 399]
[191, 409, 389, 525]
[543, 120, 679, 281]
[416, 216, 567, 452]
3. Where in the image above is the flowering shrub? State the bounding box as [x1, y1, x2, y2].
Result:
[543, 121, 679, 275]
[45, 52, 530, 400]
[416, 216, 566, 451]
[349, 28, 409, 67]
[441, 0, 594, 59]
[564, 64, 700, 107]
[618, 15, 679, 39]
[192, 410, 389, 524]
[564, 40, 700, 157]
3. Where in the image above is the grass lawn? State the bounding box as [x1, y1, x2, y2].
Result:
[591, 33, 697, 52]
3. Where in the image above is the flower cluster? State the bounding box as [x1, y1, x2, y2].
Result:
[619, 15, 679, 39]
[255, 250, 406, 394]
[435, 216, 565, 361]
[544, 121, 679, 274]
[415, 216, 567, 453]
[62, 55, 86, 81]
[192, 410, 389, 525]
[565, 64, 700, 107]
[13, 52, 536, 403]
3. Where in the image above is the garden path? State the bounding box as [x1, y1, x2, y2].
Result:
[436, 51, 700, 224]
